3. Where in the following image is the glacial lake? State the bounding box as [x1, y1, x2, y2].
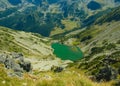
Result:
[52, 43, 83, 61]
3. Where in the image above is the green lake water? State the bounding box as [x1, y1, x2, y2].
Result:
[51, 43, 83, 61]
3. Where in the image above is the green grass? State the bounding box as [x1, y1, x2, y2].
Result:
[0, 64, 113, 86]
[50, 19, 78, 36]
[0, 27, 29, 55]
[0, 26, 50, 57]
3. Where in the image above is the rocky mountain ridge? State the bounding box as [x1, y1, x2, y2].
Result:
[0, 0, 120, 36]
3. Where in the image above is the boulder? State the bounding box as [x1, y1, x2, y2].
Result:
[0, 52, 32, 77]
[11, 52, 24, 62]
[0, 54, 7, 63]
[4, 56, 15, 69]
[96, 65, 118, 82]
[53, 66, 63, 73]
[19, 61, 31, 72]
[12, 63, 23, 73]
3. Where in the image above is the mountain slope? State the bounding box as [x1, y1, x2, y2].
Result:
[0, 0, 120, 36]
[0, 26, 53, 58]
[0, 26, 114, 86]
[65, 6, 120, 82]
[0, 1, 120, 86]
[95, 6, 120, 24]
[0, 63, 113, 86]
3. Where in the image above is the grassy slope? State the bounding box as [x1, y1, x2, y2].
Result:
[1, 6, 120, 86]
[0, 26, 113, 86]
[0, 26, 53, 58]
[49, 7, 120, 84]
[67, 21, 120, 76]
[0, 64, 112, 86]
[50, 19, 78, 36]
[66, 6, 120, 84]
[95, 6, 120, 24]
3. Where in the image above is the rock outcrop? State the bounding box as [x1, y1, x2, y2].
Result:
[96, 65, 118, 81]
[0, 52, 32, 76]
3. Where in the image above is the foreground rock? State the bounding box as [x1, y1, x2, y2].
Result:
[96, 65, 118, 82]
[0, 52, 32, 76]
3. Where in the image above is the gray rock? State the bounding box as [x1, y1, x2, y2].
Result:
[11, 52, 23, 58]
[0, 54, 7, 63]
[19, 61, 31, 72]
[51, 66, 63, 73]
[4, 56, 15, 69]
[0, 52, 32, 77]
[11, 52, 24, 62]
[12, 63, 23, 73]
[96, 65, 118, 82]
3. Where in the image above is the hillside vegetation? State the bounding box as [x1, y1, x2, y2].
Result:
[0, 26, 115, 86]
[95, 6, 120, 24]
[63, 6, 120, 85]
[0, 64, 113, 86]
[0, 26, 53, 58]
[0, 0, 119, 37]
[0, 2, 120, 86]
